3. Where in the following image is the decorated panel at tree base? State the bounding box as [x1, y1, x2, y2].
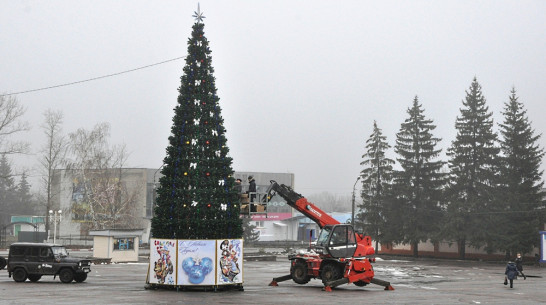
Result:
[149, 239, 177, 285]
[217, 239, 243, 285]
[178, 240, 216, 286]
[147, 238, 243, 287]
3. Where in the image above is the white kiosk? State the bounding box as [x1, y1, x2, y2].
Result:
[89, 229, 143, 263]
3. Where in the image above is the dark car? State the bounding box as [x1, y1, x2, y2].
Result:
[7, 242, 91, 283]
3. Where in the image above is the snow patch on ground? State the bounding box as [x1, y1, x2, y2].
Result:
[379, 259, 411, 263]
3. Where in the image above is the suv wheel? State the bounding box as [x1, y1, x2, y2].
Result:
[28, 274, 42, 282]
[59, 269, 74, 283]
[13, 268, 28, 282]
[74, 273, 88, 283]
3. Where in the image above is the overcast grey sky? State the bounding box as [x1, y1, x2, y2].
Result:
[1, 1, 545, 197]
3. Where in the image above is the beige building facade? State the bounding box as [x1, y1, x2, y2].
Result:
[52, 168, 157, 246]
[51, 169, 296, 245]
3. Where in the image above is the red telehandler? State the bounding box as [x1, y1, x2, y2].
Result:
[265, 181, 394, 291]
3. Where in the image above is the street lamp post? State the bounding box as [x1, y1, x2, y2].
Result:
[152, 164, 165, 218]
[351, 176, 361, 226]
[49, 209, 62, 244]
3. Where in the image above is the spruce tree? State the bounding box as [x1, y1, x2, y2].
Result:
[445, 77, 499, 259]
[393, 96, 445, 257]
[242, 218, 260, 244]
[0, 154, 17, 225]
[14, 171, 35, 215]
[358, 120, 394, 252]
[151, 10, 242, 240]
[496, 88, 544, 255]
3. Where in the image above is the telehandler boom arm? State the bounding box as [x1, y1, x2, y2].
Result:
[265, 181, 340, 228]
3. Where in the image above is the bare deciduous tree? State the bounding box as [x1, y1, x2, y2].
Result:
[0, 95, 29, 155]
[39, 109, 67, 233]
[65, 123, 137, 231]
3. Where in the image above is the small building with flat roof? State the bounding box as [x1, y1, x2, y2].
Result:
[89, 229, 143, 263]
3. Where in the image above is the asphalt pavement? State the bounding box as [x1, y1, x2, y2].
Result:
[0, 251, 545, 304]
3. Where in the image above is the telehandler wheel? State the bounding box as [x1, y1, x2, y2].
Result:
[321, 263, 343, 285]
[291, 260, 310, 284]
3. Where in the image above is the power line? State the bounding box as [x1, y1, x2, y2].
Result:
[0, 56, 185, 97]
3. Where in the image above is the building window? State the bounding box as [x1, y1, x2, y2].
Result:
[114, 238, 134, 251]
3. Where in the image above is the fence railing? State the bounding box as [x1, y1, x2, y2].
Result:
[240, 192, 268, 217]
[54, 234, 94, 247]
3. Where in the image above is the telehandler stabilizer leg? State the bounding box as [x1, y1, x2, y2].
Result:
[324, 277, 349, 291]
[269, 274, 292, 286]
[371, 278, 394, 290]
[324, 277, 394, 291]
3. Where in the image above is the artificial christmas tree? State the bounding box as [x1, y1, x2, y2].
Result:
[151, 7, 243, 241]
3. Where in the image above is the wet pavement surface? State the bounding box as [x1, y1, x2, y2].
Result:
[0, 253, 545, 304]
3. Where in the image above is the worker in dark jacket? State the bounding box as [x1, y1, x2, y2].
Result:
[504, 261, 518, 288]
[234, 179, 243, 194]
[247, 176, 257, 202]
[515, 253, 526, 280]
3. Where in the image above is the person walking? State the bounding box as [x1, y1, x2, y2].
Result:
[515, 253, 527, 280]
[504, 261, 518, 288]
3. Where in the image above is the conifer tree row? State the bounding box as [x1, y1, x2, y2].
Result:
[360, 79, 544, 258]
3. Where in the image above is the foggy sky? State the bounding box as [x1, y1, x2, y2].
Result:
[1, 1, 545, 197]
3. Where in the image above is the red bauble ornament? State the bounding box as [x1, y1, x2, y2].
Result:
[206, 172, 210, 176]
[206, 140, 210, 144]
